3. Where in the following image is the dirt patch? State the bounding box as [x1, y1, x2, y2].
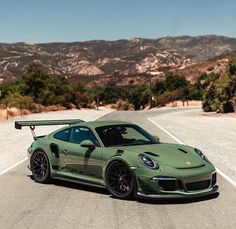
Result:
[0, 108, 31, 120]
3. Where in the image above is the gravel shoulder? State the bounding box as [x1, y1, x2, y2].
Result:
[0, 107, 113, 172]
[150, 107, 236, 182]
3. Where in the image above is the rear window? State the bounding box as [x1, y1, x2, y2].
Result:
[54, 129, 71, 142]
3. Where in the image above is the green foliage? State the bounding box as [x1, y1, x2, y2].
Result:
[0, 63, 90, 110]
[202, 58, 236, 113]
[202, 82, 216, 112]
[126, 85, 149, 110]
[99, 82, 125, 104]
[229, 54, 236, 75]
[0, 80, 25, 99]
[97, 82, 149, 110]
[21, 63, 50, 102]
[165, 75, 188, 91]
[155, 90, 182, 106]
[154, 80, 166, 95]
[202, 73, 236, 113]
[21, 63, 71, 106]
[153, 75, 190, 106]
[195, 73, 219, 98]
[3, 92, 33, 109]
[1, 60, 234, 113]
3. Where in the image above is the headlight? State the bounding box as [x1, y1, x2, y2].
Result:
[194, 148, 209, 162]
[138, 153, 159, 169]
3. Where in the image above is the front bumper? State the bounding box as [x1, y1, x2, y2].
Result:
[132, 165, 219, 199]
[136, 185, 218, 199]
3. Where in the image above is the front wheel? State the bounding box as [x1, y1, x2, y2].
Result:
[31, 150, 51, 183]
[106, 161, 134, 199]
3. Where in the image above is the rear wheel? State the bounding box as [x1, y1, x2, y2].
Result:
[31, 150, 51, 183]
[106, 161, 134, 199]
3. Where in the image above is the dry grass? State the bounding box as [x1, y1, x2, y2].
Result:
[165, 100, 202, 108]
[0, 105, 67, 120]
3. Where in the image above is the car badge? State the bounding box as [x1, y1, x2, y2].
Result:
[186, 161, 191, 165]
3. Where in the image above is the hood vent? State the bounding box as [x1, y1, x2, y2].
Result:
[176, 164, 205, 169]
[144, 152, 159, 157]
[178, 148, 188, 154]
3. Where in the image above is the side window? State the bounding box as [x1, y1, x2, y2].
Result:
[70, 127, 99, 146]
[123, 127, 149, 142]
[54, 128, 71, 142]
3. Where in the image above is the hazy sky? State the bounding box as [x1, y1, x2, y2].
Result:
[0, 0, 236, 43]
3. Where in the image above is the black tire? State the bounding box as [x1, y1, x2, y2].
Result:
[31, 150, 51, 183]
[106, 161, 134, 199]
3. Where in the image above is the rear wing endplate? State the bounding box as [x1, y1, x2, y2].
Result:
[15, 119, 84, 140]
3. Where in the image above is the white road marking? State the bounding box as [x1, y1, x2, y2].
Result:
[0, 157, 28, 176]
[147, 117, 184, 144]
[147, 117, 236, 188]
[0, 111, 112, 177]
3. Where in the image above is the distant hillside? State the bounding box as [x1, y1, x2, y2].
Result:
[0, 35, 236, 84]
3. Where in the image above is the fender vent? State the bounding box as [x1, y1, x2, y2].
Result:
[50, 143, 59, 158]
[115, 149, 124, 156]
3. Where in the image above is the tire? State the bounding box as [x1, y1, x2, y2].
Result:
[31, 150, 51, 183]
[106, 161, 134, 199]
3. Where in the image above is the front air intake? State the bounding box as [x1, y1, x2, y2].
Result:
[185, 180, 211, 191]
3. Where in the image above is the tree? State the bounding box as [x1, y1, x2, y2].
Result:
[153, 80, 166, 95]
[195, 73, 219, 98]
[127, 85, 149, 110]
[21, 63, 50, 102]
[202, 73, 236, 113]
[99, 81, 124, 104]
[156, 90, 182, 106]
[165, 75, 188, 91]
[21, 63, 71, 106]
[202, 82, 216, 112]
[214, 73, 235, 113]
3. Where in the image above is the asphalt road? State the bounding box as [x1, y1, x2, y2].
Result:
[0, 108, 235, 229]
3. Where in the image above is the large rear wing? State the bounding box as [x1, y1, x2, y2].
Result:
[15, 119, 84, 140]
[15, 119, 84, 129]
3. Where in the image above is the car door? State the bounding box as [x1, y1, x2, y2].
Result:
[61, 126, 103, 179]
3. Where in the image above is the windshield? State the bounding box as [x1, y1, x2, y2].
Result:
[95, 124, 159, 147]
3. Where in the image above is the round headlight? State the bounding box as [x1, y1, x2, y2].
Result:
[138, 153, 159, 169]
[194, 148, 209, 162]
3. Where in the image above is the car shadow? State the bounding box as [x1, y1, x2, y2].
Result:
[28, 175, 219, 204]
[28, 174, 109, 195]
[53, 179, 109, 195]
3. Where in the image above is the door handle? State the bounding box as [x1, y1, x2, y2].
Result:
[62, 149, 69, 155]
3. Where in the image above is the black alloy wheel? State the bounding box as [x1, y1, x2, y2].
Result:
[31, 150, 51, 183]
[106, 161, 134, 199]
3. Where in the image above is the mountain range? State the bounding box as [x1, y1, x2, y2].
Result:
[0, 35, 236, 85]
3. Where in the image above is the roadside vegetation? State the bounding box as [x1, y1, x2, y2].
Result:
[201, 55, 236, 113]
[0, 56, 236, 114]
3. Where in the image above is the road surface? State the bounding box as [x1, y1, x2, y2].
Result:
[0, 108, 235, 229]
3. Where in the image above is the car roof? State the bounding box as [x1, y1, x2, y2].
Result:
[80, 120, 132, 129]
[49, 120, 134, 136]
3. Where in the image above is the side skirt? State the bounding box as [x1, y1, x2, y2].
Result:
[53, 176, 106, 189]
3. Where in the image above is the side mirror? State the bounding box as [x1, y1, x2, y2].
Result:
[153, 135, 160, 143]
[80, 140, 95, 149]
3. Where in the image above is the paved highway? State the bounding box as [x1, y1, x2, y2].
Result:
[0, 108, 235, 229]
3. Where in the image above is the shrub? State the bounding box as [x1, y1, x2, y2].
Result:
[3, 92, 33, 110]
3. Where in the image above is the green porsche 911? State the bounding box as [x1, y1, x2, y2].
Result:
[15, 119, 218, 199]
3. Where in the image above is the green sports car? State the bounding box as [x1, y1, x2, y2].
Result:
[15, 119, 218, 199]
